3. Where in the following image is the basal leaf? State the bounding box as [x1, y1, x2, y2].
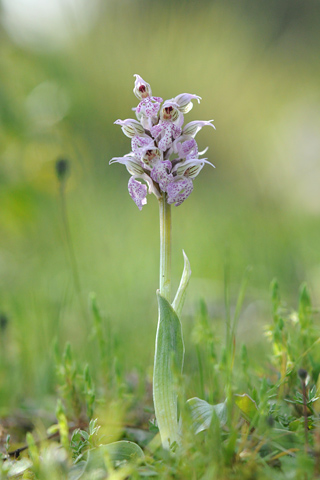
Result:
[153, 292, 185, 449]
[6, 458, 32, 478]
[187, 397, 227, 434]
[101, 440, 144, 462]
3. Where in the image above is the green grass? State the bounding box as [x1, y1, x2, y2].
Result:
[1, 278, 320, 479]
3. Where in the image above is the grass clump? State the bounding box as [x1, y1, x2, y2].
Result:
[1, 281, 319, 479]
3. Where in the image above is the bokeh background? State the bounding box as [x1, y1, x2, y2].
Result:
[0, 0, 320, 412]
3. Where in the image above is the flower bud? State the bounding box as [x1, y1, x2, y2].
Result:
[55, 157, 70, 182]
[133, 74, 152, 100]
[0, 313, 8, 331]
[298, 368, 308, 381]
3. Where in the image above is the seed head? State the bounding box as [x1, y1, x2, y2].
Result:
[55, 158, 70, 182]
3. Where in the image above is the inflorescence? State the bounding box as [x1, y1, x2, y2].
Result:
[110, 75, 215, 210]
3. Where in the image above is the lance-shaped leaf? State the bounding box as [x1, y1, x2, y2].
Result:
[187, 397, 227, 434]
[153, 292, 185, 450]
[172, 250, 192, 318]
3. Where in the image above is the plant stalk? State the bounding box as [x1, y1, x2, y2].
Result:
[159, 193, 172, 302]
[154, 193, 182, 450]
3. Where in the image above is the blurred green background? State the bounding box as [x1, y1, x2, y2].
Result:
[0, 0, 320, 411]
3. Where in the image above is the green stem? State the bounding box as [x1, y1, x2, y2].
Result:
[59, 183, 82, 296]
[159, 193, 172, 302]
[154, 193, 181, 450]
[59, 182, 87, 324]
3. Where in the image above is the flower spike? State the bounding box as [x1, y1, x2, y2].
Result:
[110, 75, 215, 209]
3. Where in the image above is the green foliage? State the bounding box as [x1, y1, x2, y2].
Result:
[187, 397, 227, 434]
[54, 342, 96, 422]
[70, 419, 101, 463]
[2, 282, 320, 479]
[153, 293, 185, 449]
[89, 293, 117, 392]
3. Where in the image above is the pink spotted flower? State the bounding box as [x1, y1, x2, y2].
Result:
[110, 75, 215, 210]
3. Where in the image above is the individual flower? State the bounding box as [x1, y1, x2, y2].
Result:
[151, 120, 182, 152]
[167, 177, 194, 206]
[109, 75, 215, 209]
[133, 74, 163, 119]
[174, 138, 198, 160]
[128, 176, 148, 211]
[150, 160, 173, 192]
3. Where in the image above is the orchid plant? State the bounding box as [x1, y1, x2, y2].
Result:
[110, 75, 216, 450]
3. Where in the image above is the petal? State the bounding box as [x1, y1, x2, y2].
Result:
[172, 124, 182, 139]
[128, 176, 148, 210]
[157, 123, 182, 151]
[158, 125, 175, 151]
[131, 135, 154, 155]
[182, 120, 216, 137]
[175, 138, 198, 158]
[137, 98, 161, 118]
[150, 123, 164, 139]
[167, 177, 194, 206]
[151, 160, 173, 192]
